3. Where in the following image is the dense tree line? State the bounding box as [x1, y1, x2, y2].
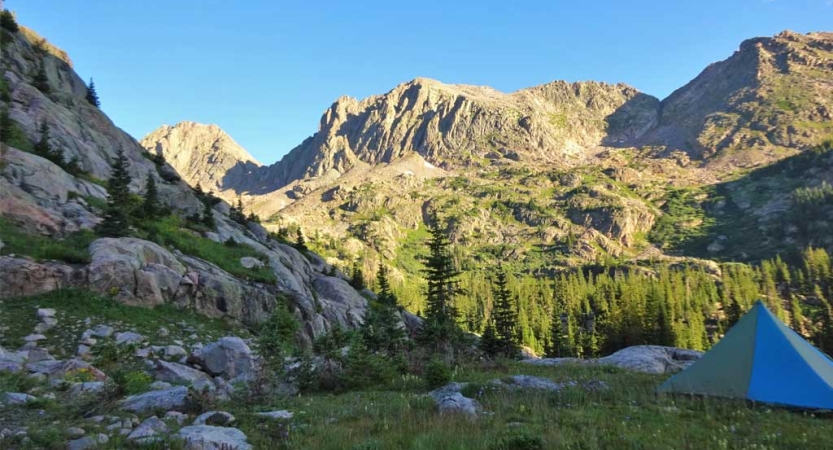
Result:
[387, 236, 833, 358]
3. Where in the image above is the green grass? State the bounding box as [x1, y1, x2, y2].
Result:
[0, 218, 95, 263]
[139, 215, 277, 284]
[0, 289, 246, 359]
[75, 172, 108, 188]
[3, 289, 832, 449]
[0, 118, 34, 153]
[217, 361, 833, 449]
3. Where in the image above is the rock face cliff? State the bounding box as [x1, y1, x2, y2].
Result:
[266, 78, 659, 187]
[0, 23, 378, 347]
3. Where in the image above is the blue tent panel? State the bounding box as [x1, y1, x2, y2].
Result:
[747, 306, 833, 409]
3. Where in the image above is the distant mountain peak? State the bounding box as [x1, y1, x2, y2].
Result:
[140, 121, 263, 196]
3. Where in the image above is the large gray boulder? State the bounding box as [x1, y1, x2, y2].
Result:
[177, 425, 252, 450]
[187, 337, 257, 379]
[430, 383, 482, 418]
[312, 276, 367, 329]
[596, 345, 702, 374]
[88, 238, 186, 306]
[521, 345, 703, 374]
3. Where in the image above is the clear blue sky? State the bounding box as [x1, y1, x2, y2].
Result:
[9, 0, 831, 164]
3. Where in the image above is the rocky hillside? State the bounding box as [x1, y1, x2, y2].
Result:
[0, 22, 388, 347]
[642, 31, 833, 169]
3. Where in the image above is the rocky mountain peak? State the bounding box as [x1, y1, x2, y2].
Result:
[258, 76, 660, 189]
[140, 121, 262, 197]
[642, 30, 833, 167]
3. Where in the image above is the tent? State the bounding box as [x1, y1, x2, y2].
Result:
[658, 300, 833, 409]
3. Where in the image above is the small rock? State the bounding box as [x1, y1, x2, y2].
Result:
[157, 327, 170, 337]
[122, 386, 188, 414]
[193, 411, 235, 426]
[149, 381, 173, 390]
[77, 345, 92, 358]
[164, 411, 187, 425]
[91, 325, 114, 338]
[26, 347, 54, 363]
[178, 425, 253, 450]
[4, 392, 37, 405]
[36, 308, 56, 319]
[127, 416, 169, 443]
[69, 382, 105, 397]
[240, 256, 264, 269]
[34, 317, 58, 333]
[23, 334, 46, 342]
[255, 410, 293, 420]
[65, 427, 86, 439]
[165, 345, 187, 358]
[88, 416, 106, 424]
[79, 337, 97, 346]
[135, 348, 152, 358]
[155, 360, 212, 385]
[114, 332, 144, 346]
[173, 339, 184, 346]
[66, 436, 98, 450]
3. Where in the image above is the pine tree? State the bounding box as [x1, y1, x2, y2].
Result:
[816, 293, 833, 355]
[492, 266, 520, 358]
[419, 219, 463, 353]
[98, 147, 132, 237]
[141, 172, 159, 218]
[229, 197, 246, 224]
[32, 120, 50, 157]
[350, 261, 367, 291]
[0, 107, 12, 143]
[64, 156, 83, 175]
[789, 295, 805, 336]
[33, 61, 50, 94]
[85, 78, 100, 107]
[377, 263, 397, 307]
[423, 220, 460, 324]
[295, 228, 308, 252]
[33, 121, 65, 166]
[361, 301, 408, 357]
[479, 321, 500, 358]
[1, 10, 20, 33]
[201, 200, 216, 229]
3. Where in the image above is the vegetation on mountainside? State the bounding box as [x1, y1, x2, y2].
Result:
[650, 141, 833, 261]
[0, 218, 95, 264]
[85, 77, 100, 107]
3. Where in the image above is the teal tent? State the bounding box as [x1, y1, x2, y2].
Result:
[658, 300, 833, 409]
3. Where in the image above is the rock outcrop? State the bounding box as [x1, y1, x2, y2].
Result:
[0, 21, 376, 347]
[521, 345, 703, 374]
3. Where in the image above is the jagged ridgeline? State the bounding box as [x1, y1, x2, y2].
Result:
[138, 30, 833, 355]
